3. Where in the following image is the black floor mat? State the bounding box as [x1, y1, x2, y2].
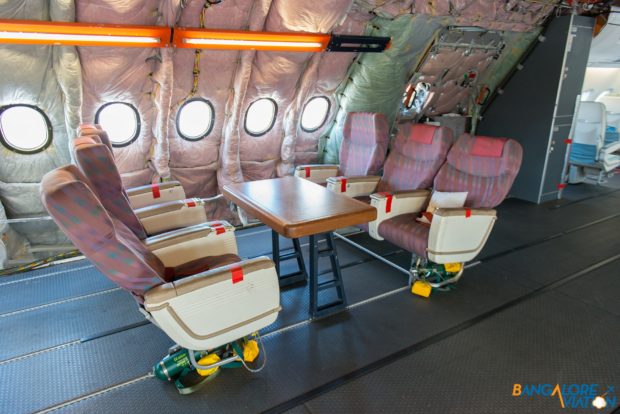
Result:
[294, 289, 620, 414]
[558, 260, 620, 318]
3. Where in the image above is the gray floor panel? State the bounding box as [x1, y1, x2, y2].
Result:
[0, 259, 91, 284]
[300, 291, 620, 414]
[483, 216, 620, 287]
[0, 324, 172, 414]
[0, 265, 114, 315]
[557, 261, 620, 318]
[0, 289, 142, 361]
[481, 192, 620, 258]
[53, 264, 534, 414]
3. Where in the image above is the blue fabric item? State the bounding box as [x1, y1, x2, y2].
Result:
[570, 143, 597, 165]
[605, 126, 619, 146]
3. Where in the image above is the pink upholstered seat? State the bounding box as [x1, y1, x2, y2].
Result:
[377, 123, 453, 192]
[339, 112, 390, 176]
[40, 166, 240, 303]
[378, 134, 523, 257]
[433, 134, 523, 208]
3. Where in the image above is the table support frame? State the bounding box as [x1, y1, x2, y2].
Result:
[271, 231, 307, 287]
[309, 232, 348, 318]
[271, 230, 348, 318]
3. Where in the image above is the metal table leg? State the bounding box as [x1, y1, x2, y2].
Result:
[309, 232, 348, 318]
[272, 230, 307, 287]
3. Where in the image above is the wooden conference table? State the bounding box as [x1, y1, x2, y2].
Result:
[223, 176, 377, 318]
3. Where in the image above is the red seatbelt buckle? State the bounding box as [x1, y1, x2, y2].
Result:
[377, 192, 393, 213]
[465, 208, 471, 218]
[340, 178, 347, 193]
[186, 200, 197, 208]
[557, 183, 567, 190]
[211, 223, 226, 235]
[564, 138, 573, 144]
[151, 183, 160, 199]
[231, 265, 243, 284]
[305, 166, 310, 178]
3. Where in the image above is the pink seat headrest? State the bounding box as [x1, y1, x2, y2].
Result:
[470, 136, 507, 158]
[409, 124, 436, 145]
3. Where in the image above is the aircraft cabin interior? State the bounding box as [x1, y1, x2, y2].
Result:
[0, 1, 619, 413]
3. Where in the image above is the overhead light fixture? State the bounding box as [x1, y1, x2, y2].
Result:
[0, 19, 170, 48]
[174, 28, 330, 52]
[174, 28, 391, 53]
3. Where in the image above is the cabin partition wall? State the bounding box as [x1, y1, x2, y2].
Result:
[478, 15, 594, 204]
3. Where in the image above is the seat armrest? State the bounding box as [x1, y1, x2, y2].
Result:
[326, 176, 380, 198]
[127, 181, 186, 209]
[145, 221, 237, 267]
[135, 198, 207, 236]
[427, 208, 497, 264]
[294, 164, 339, 184]
[368, 190, 430, 240]
[143, 257, 281, 350]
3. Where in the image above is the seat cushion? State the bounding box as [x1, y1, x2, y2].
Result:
[569, 143, 597, 165]
[166, 253, 241, 280]
[378, 213, 430, 257]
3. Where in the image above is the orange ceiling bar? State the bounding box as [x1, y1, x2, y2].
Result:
[0, 19, 170, 48]
[0, 20, 389, 53]
[173, 27, 331, 52]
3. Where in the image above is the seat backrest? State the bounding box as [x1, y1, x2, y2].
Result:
[40, 165, 166, 302]
[434, 134, 523, 208]
[574, 101, 606, 149]
[377, 123, 453, 192]
[78, 124, 113, 154]
[339, 112, 389, 176]
[597, 95, 620, 130]
[70, 135, 147, 239]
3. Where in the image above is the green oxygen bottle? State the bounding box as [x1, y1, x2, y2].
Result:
[153, 349, 207, 381]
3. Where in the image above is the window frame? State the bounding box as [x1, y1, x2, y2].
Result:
[94, 102, 141, 148]
[300, 96, 331, 133]
[0, 104, 53, 155]
[244, 98, 278, 137]
[176, 98, 215, 142]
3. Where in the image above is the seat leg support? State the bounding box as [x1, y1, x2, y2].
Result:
[272, 230, 308, 287]
[309, 232, 348, 319]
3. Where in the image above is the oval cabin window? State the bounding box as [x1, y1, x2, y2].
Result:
[177, 98, 215, 141]
[95, 102, 140, 147]
[0, 104, 52, 154]
[301, 96, 330, 132]
[245, 98, 277, 137]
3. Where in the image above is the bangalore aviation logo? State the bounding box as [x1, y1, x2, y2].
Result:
[512, 383, 617, 410]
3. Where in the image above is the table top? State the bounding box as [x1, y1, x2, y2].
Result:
[223, 176, 377, 238]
